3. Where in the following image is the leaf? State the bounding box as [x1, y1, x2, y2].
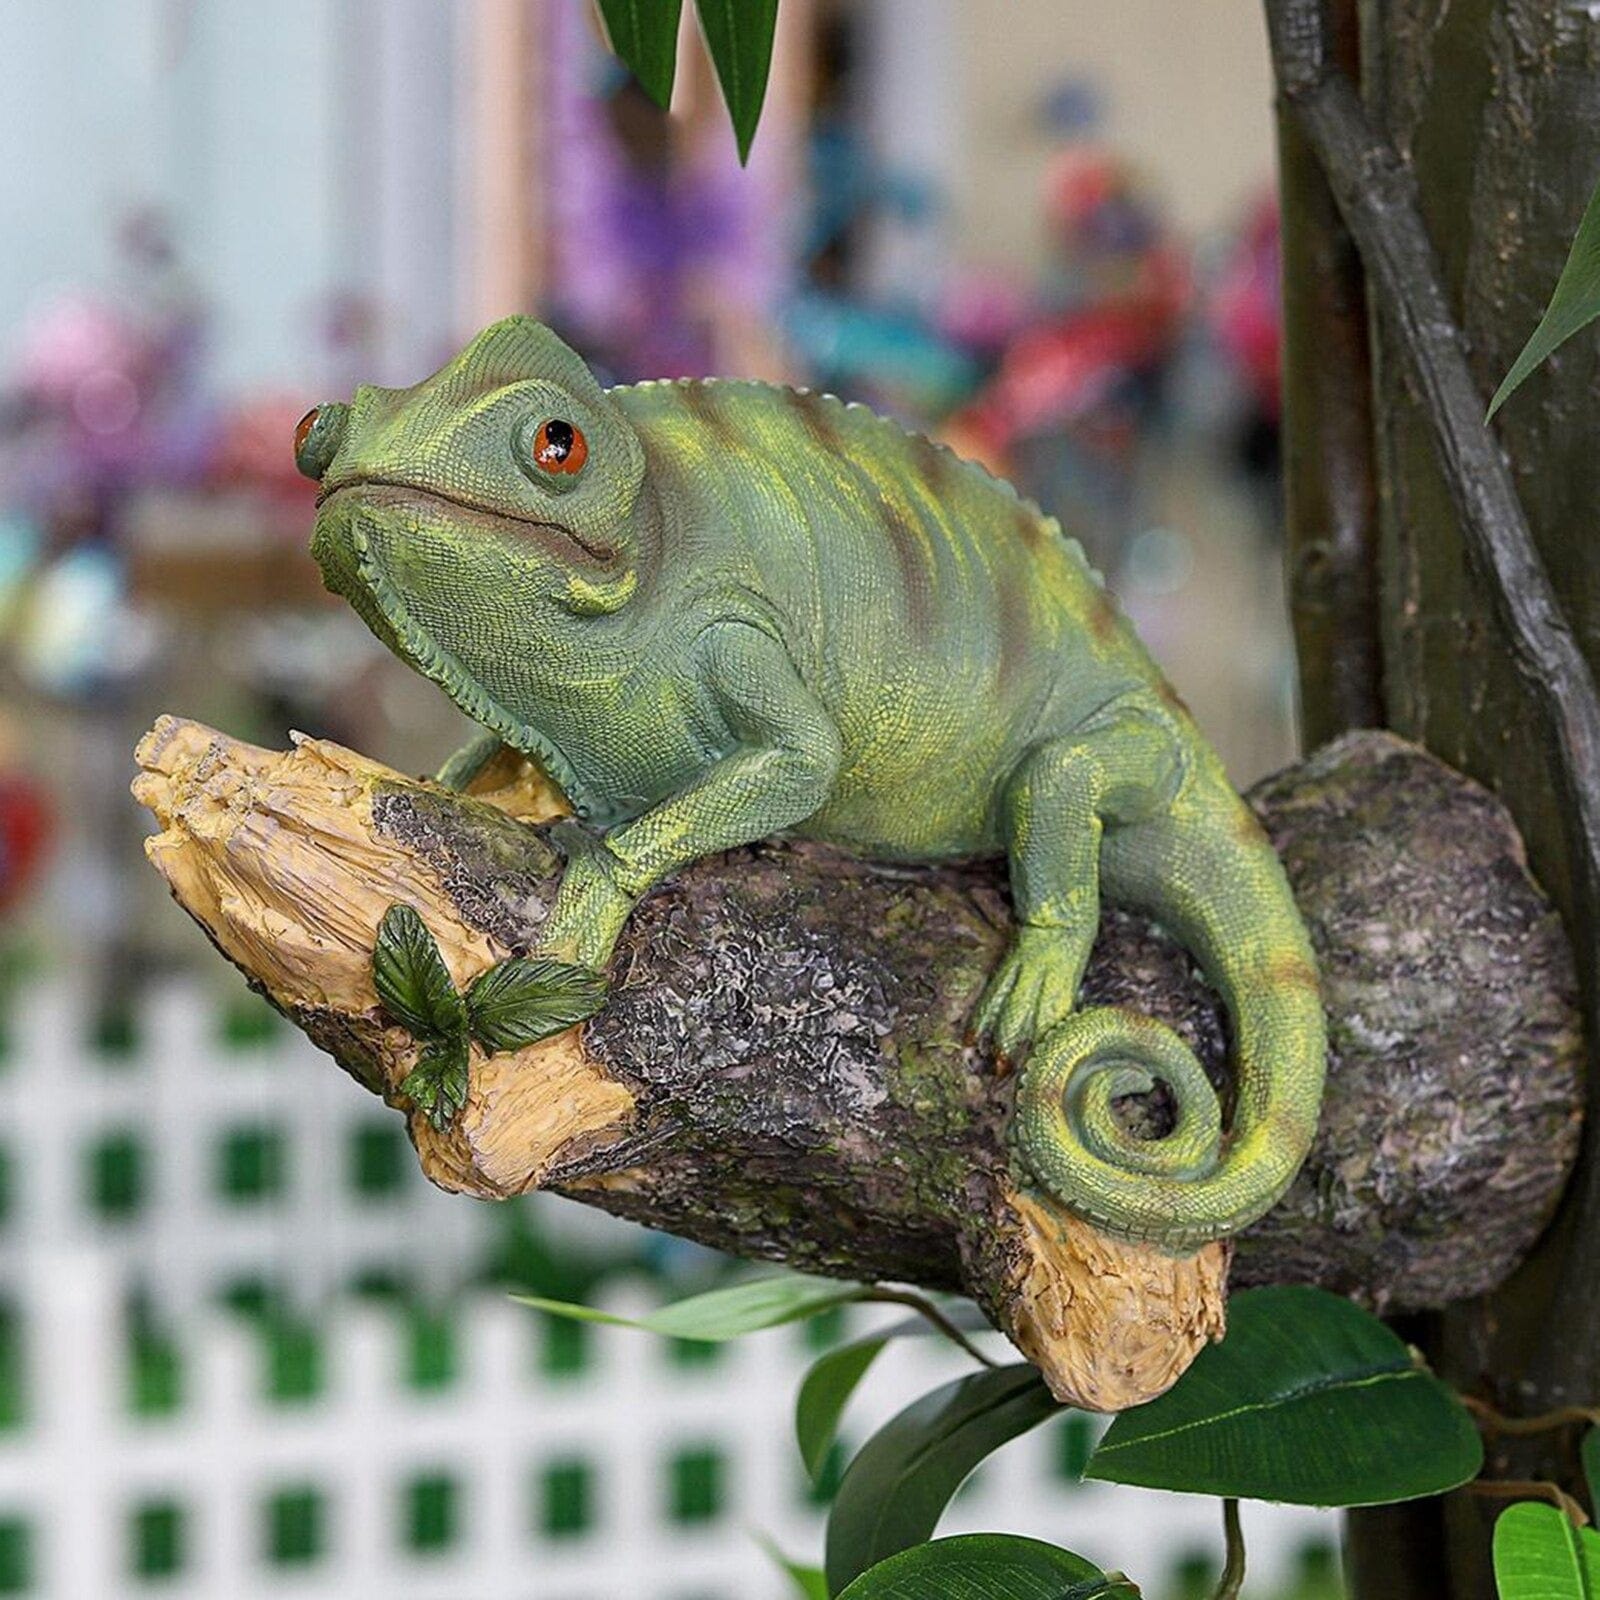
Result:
[398, 1033, 470, 1131]
[1584, 1429, 1600, 1517]
[798, 1335, 890, 1483]
[836, 1534, 1119, 1600]
[1492, 1501, 1600, 1599]
[693, 0, 778, 164]
[596, 0, 684, 110]
[515, 1270, 865, 1340]
[795, 1306, 995, 1484]
[756, 1534, 831, 1600]
[1086, 1285, 1482, 1506]
[1488, 171, 1600, 418]
[372, 904, 465, 1038]
[824, 1363, 1061, 1593]
[464, 956, 608, 1051]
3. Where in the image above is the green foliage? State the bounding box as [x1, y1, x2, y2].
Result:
[824, 1363, 1061, 1594]
[596, 0, 684, 109]
[593, 0, 779, 162]
[1492, 1501, 1600, 1598]
[835, 1534, 1123, 1599]
[464, 957, 609, 1051]
[1489, 171, 1600, 417]
[693, 0, 779, 164]
[398, 1034, 470, 1132]
[373, 903, 608, 1131]
[1086, 1286, 1482, 1505]
[795, 1305, 998, 1483]
[516, 1270, 865, 1341]
[797, 1333, 890, 1482]
[372, 904, 465, 1039]
[758, 1534, 831, 1600]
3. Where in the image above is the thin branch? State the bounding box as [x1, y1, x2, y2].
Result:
[856, 1288, 1000, 1369]
[1263, 0, 1600, 958]
[1466, 1479, 1591, 1529]
[1274, 0, 1382, 744]
[1462, 1395, 1600, 1437]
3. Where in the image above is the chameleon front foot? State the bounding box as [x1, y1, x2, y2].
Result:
[973, 924, 1091, 1063]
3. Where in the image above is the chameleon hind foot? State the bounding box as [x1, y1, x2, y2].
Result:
[973, 923, 1093, 1063]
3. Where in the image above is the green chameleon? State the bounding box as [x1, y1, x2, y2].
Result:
[296, 316, 1325, 1253]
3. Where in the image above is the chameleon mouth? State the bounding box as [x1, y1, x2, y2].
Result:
[313, 491, 598, 819]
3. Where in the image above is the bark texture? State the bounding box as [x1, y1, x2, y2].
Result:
[1265, 2, 1600, 1591]
[132, 717, 1580, 1414]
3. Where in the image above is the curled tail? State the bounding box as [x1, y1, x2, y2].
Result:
[1013, 784, 1326, 1253]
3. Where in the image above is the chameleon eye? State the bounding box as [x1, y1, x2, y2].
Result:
[530, 418, 588, 476]
[293, 401, 349, 480]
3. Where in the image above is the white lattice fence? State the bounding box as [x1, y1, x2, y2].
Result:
[0, 1260, 1334, 1600]
[0, 981, 619, 1310]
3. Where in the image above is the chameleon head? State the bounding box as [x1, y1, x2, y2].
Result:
[296, 316, 648, 755]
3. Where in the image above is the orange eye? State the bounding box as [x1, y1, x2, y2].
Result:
[294, 407, 320, 456]
[531, 418, 588, 475]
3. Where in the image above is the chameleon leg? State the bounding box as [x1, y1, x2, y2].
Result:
[538, 623, 843, 974]
[435, 727, 505, 791]
[975, 700, 1185, 1060]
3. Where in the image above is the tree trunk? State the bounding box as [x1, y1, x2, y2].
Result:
[132, 717, 1580, 1419]
[1270, 0, 1600, 1593]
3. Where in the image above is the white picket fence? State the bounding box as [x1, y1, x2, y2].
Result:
[0, 1259, 1335, 1600]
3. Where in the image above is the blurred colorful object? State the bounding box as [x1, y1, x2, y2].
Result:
[1212, 195, 1283, 424]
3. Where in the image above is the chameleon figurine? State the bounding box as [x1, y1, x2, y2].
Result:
[296, 317, 1325, 1253]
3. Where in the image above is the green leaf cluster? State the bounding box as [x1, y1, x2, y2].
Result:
[596, 0, 778, 163]
[523, 1271, 1490, 1594]
[371, 903, 607, 1130]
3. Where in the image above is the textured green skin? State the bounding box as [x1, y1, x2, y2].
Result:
[305, 318, 1326, 1251]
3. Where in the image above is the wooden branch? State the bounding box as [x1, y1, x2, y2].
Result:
[1273, 0, 1383, 743]
[132, 720, 1581, 1411]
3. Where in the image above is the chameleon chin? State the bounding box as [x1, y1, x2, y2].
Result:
[295, 315, 1326, 1255]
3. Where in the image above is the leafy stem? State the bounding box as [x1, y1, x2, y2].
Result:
[1461, 1394, 1600, 1437]
[371, 903, 608, 1131]
[1467, 1478, 1591, 1529]
[1210, 1500, 1246, 1600]
[856, 1288, 1000, 1368]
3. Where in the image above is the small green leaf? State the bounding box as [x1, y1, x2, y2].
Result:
[756, 1534, 831, 1600]
[399, 1033, 470, 1131]
[465, 957, 609, 1051]
[372, 904, 465, 1038]
[1492, 1501, 1600, 1599]
[597, 0, 685, 109]
[794, 1306, 993, 1484]
[1489, 171, 1600, 418]
[693, 0, 778, 164]
[824, 1363, 1061, 1593]
[798, 1335, 889, 1483]
[516, 1270, 865, 1341]
[1086, 1285, 1482, 1506]
[836, 1534, 1117, 1600]
[1584, 1428, 1600, 1516]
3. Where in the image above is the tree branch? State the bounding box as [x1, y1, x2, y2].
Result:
[132, 720, 1581, 1411]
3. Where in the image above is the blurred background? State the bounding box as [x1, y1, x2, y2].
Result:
[0, 3, 1330, 1596]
